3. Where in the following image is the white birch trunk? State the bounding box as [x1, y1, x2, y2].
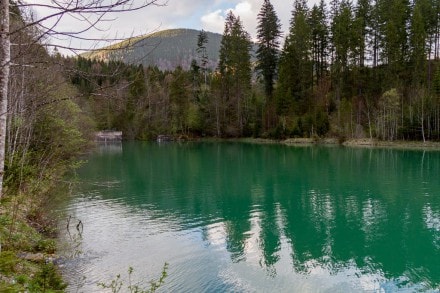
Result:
[0, 0, 10, 199]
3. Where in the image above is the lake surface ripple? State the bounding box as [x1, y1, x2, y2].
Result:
[59, 142, 440, 292]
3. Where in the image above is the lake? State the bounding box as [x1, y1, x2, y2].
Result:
[58, 142, 440, 292]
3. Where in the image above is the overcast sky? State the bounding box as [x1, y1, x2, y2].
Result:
[25, 0, 321, 55]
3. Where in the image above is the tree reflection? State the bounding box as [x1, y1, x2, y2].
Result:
[77, 142, 440, 288]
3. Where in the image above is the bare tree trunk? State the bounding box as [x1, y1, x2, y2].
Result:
[0, 0, 10, 199]
[367, 109, 372, 140]
[216, 98, 220, 137]
[421, 94, 426, 143]
[437, 104, 439, 140]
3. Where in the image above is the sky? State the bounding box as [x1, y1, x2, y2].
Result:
[24, 0, 321, 54]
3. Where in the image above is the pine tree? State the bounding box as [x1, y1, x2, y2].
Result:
[278, 0, 312, 116]
[353, 0, 371, 67]
[256, 0, 282, 99]
[196, 30, 209, 86]
[378, 0, 411, 81]
[330, 0, 353, 109]
[410, 0, 428, 85]
[415, 0, 437, 88]
[331, 0, 353, 75]
[218, 11, 252, 136]
[170, 67, 190, 134]
[309, 0, 329, 84]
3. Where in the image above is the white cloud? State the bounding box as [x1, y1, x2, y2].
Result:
[201, 10, 225, 33]
[199, 1, 260, 37]
[199, 0, 296, 41]
[231, 1, 259, 38]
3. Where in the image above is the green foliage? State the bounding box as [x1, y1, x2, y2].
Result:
[256, 0, 282, 99]
[315, 110, 330, 136]
[69, 0, 440, 142]
[0, 251, 19, 275]
[0, 213, 65, 292]
[170, 67, 190, 134]
[410, 0, 427, 85]
[1, 29, 93, 290]
[98, 264, 168, 293]
[35, 239, 57, 254]
[434, 66, 440, 96]
[5, 58, 93, 190]
[376, 88, 401, 140]
[218, 11, 253, 136]
[33, 100, 86, 156]
[309, 0, 329, 81]
[129, 65, 147, 98]
[378, 0, 411, 82]
[3, 152, 37, 189]
[278, 0, 312, 116]
[196, 30, 209, 85]
[187, 103, 203, 133]
[28, 263, 67, 292]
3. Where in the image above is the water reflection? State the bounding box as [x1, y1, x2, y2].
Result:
[63, 142, 440, 292]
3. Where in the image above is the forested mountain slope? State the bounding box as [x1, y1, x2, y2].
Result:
[82, 29, 224, 71]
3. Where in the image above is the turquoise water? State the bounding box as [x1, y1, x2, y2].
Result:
[60, 142, 440, 292]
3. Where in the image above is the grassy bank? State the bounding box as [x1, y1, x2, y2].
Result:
[0, 97, 92, 291]
[0, 177, 68, 292]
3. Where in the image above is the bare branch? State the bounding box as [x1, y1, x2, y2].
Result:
[12, 0, 167, 37]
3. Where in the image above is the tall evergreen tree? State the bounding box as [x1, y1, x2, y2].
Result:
[353, 0, 371, 67]
[330, 0, 354, 111]
[369, 0, 381, 67]
[410, 0, 428, 85]
[378, 0, 411, 81]
[309, 0, 329, 84]
[197, 30, 209, 86]
[256, 0, 282, 99]
[331, 0, 353, 75]
[278, 0, 312, 116]
[218, 11, 252, 136]
[415, 0, 437, 88]
[169, 67, 190, 134]
[432, 0, 440, 59]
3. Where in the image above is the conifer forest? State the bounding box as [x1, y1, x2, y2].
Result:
[71, 0, 440, 142]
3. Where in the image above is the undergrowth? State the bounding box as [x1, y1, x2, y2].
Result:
[0, 184, 67, 292]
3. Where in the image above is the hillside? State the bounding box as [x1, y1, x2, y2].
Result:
[82, 29, 225, 71]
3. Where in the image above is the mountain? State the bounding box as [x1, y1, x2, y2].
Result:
[82, 29, 224, 71]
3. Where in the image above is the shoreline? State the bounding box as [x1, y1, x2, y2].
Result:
[287, 138, 440, 150]
[341, 138, 440, 150]
[192, 137, 440, 151]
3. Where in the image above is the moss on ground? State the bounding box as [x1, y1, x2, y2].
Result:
[0, 190, 67, 292]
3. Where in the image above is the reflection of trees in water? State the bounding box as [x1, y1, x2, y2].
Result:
[423, 205, 440, 250]
[77, 142, 440, 287]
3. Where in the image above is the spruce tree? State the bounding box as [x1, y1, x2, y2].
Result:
[256, 0, 282, 99]
[378, 0, 411, 82]
[330, 0, 353, 111]
[197, 30, 209, 86]
[410, 0, 427, 85]
[278, 0, 312, 116]
[218, 11, 252, 136]
[309, 0, 329, 84]
[353, 0, 371, 67]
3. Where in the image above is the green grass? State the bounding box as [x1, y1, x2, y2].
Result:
[0, 189, 67, 292]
